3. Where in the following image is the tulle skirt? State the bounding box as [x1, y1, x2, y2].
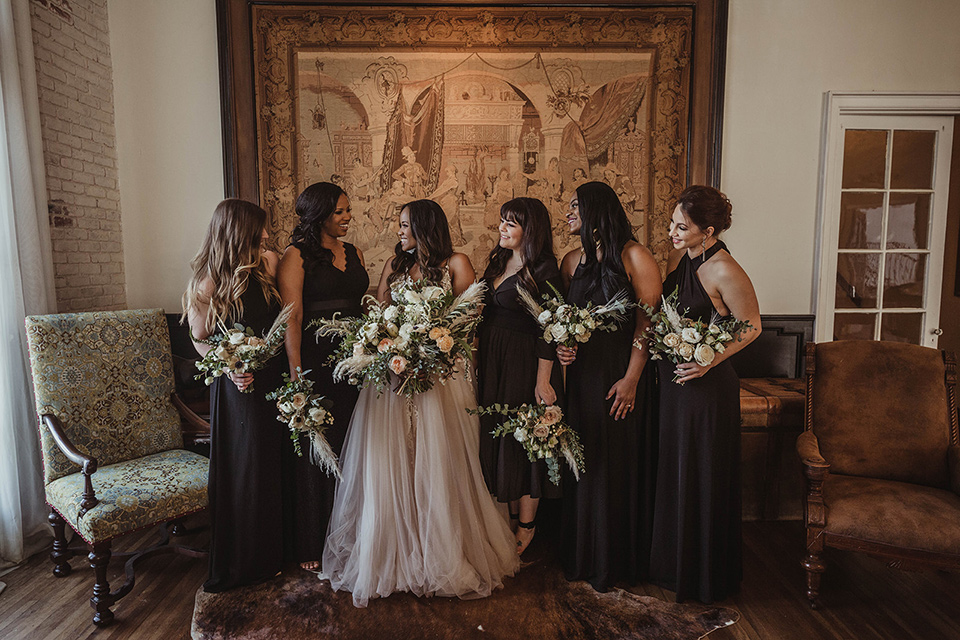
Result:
[321, 373, 521, 607]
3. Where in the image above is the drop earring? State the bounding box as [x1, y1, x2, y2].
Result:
[701, 236, 707, 262]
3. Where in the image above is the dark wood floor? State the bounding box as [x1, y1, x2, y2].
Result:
[1, 517, 958, 639]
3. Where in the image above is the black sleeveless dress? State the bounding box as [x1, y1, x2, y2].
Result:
[560, 262, 658, 592]
[204, 282, 285, 592]
[282, 241, 369, 563]
[650, 240, 742, 603]
[477, 264, 564, 502]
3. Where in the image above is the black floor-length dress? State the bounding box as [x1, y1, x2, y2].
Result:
[561, 263, 658, 592]
[477, 266, 564, 502]
[204, 283, 285, 592]
[650, 240, 742, 603]
[283, 241, 369, 563]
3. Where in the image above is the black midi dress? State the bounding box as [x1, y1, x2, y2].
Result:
[650, 240, 742, 603]
[560, 263, 658, 592]
[204, 283, 285, 592]
[477, 265, 564, 502]
[282, 241, 369, 563]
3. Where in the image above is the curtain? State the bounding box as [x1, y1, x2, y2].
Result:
[379, 78, 445, 196]
[0, 0, 58, 568]
[561, 75, 647, 162]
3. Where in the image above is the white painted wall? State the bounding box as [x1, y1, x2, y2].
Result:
[108, 0, 960, 313]
[721, 0, 960, 313]
[109, 0, 223, 312]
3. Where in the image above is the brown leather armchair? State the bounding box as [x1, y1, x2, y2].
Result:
[798, 340, 960, 607]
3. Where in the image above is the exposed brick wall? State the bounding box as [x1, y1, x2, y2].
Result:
[30, 0, 126, 312]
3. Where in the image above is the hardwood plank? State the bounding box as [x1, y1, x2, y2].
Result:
[0, 520, 958, 639]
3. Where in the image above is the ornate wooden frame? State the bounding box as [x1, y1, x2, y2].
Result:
[216, 0, 727, 269]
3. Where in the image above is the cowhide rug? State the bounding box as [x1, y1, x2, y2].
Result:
[192, 551, 738, 640]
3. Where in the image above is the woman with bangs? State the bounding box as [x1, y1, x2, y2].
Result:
[182, 198, 284, 592]
[322, 199, 519, 608]
[477, 197, 564, 555]
[556, 181, 662, 592]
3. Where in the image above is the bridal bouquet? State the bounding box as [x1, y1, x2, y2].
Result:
[469, 402, 584, 485]
[266, 368, 340, 478]
[637, 288, 752, 384]
[314, 280, 486, 397]
[518, 283, 634, 347]
[193, 304, 292, 393]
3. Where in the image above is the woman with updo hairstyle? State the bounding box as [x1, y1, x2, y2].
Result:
[277, 181, 369, 571]
[649, 185, 761, 604]
[182, 199, 284, 591]
[477, 197, 564, 555]
[556, 181, 662, 592]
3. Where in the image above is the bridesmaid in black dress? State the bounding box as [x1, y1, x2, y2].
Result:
[277, 182, 370, 570]
[649, 185, 760, 603]
[477, 197, 564, 555]
[556, 182, 662, 592]
[183, 199, 285, 592]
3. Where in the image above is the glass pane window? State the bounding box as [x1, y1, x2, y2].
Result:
[882, 253, 926, 308]
[838, 192, 884, 249]
[880, 313, 924, 344]
[834, 313, 876, 341]
[842, 129, 887, 189]
[890, 130, 936, 189]
[835, 253, 879, 309]
[886, 192, 931, 249]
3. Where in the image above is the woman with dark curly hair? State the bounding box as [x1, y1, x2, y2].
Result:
[477, 197, 564, 555]
[277, 181, 369, 571]
[322, 199, 519, 608]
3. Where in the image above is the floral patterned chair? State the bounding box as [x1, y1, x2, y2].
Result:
[797, 340, 960, 607]
[25, 309, 210, 627]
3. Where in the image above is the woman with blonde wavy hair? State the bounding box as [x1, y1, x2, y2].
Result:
[183, 198, 286, 592]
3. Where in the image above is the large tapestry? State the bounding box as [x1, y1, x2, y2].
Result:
[236, 4, 708, 278]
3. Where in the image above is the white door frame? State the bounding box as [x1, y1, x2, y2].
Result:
[813, 92, 960, 345]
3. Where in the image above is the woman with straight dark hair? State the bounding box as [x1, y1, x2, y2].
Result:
[183, 198, 284, 592]
[649, 185, 760, 603]
[277, 182, 369, 571]
[477, 197, 563, 555]
[556, 181, 662, 592]
[322, 199, 520, 608]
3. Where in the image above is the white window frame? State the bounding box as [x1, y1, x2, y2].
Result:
[813, 92, 960, 346]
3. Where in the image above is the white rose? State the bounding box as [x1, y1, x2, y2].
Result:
[383, 305, 399, 323]
[681, 327, 702, 344]
[583, 317, 597, 330]
[228, 331, 246, 345]
[513, 427, 528, 443]
[677, 342, 695, 361]
[537, 310, 553, 324]
[573, 324, 586, 335]
[361, 322, 379, 342]
[308, 407, 326, 423]
[694, 343, 716, 367]
[398, 323, 414, 340]
[421, 286, 444, 301]
[549, 323, 569, 343]
[663, 333, 682, 349]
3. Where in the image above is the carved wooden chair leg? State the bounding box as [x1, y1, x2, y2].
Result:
[802, 535, 826, 608]
[88, 541, 115, 627]
[48, 509, 72, 578]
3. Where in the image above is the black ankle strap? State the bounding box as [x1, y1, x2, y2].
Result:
[518, 520, 536, 529]
[509, 512, 519, 519]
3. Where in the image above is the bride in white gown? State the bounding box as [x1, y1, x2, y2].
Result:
[321, 199, 521, 608]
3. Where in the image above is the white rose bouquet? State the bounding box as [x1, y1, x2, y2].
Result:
[637, 288, 752, 384]
[313, 280, 486, 397]
[265, 368, 340, 478]
[468, 402, 584, 486]
[192, 304, 292, 393]
[517, 282, 634, 347]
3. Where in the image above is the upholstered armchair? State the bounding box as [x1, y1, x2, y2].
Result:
[798, 340, 960, 607]
[25, 309, 210, 627]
